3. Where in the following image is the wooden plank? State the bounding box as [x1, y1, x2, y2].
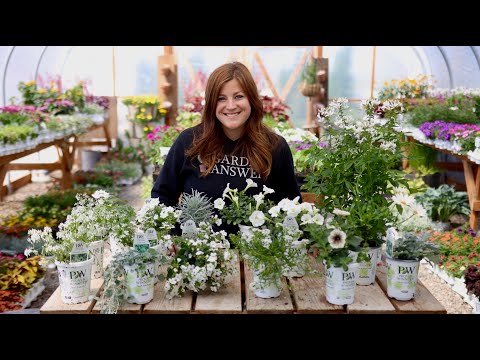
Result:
[347, 281, 396, 314]
[1, 173, 31, 198]
[253, 51, 279, 98]
[289, 256, 344, 314]
[376, 265, 447, 314]
[40, 278, 103, 314]
[244, 264, 294, 314]
[301, 192, 323, 205]
[194, 251, 243, 313]
[7, 163, 60, 171]
[142, 265, 193, 314]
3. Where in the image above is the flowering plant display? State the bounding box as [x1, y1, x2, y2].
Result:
[175, 110, 202, 129]
[136, 197, 181, 242]
[214, 179, 275, 227]
[464, 265, 480, 300]
[146, 125, 183, 166]
[388, 186, 433, 232]
[303, 98, 406, 247]
[304, 208, 367, 270]
[230, 224, 307, 290]
[164, 220, 238, 298]
[181, 69, 208, 114]
[428, 226, 480, 278]
[86, 95, 110, 110]
[122, 95, 166, 124]
[376, 75, 432, 100]
[261, 95, 291, 124]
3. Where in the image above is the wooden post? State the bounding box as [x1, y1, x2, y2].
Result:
[463, 160, 480, 231]
[158, 52, 177, 126]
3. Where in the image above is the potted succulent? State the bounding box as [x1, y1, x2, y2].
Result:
[385, 231, 439, 300]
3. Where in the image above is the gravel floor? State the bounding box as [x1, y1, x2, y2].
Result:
[0, 177, 476, 314]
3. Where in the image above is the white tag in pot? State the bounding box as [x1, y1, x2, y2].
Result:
[386, 227, 399, 258]
[283, 215, 299, 232]
[70, 241, 89, 263]
[134, 231, 150, 253]
[145, 228, 158, 247]
[181, 220, 197, 239]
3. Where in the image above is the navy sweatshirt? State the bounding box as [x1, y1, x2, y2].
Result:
[151, 125, 301, 233]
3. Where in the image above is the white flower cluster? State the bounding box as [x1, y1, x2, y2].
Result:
[164, 222, 237, 298]
[274, 127, 319, 144]
[136, 197, 181, 238]
[388, 186, 432, 232]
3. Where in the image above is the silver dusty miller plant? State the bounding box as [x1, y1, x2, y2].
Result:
[177, 190, 214, 225]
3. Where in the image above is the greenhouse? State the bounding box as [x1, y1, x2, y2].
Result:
[1, 46, 479, 315]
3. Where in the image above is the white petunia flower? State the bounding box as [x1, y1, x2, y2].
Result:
[214, 198, 225, 210]
[249, 210, 265, 227]
[328, 229, 346, 249]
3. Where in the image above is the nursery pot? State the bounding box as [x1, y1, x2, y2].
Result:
[385, 256, 420, 301]
[150, 243, 169, 285]
[355, 246, 379, 286]
[81, 150, 102, 171]
[238, 224, 253, 236]
[252, 268, 282, 299]
[88, 240, 105, 279]
[124, 262, 156, 304]
[325, 262, 358, 305]
[55, 258, 93, 304]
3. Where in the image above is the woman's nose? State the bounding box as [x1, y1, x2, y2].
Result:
[227, 98, 236, 109]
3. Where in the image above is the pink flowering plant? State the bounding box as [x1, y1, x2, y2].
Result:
[146, 125, 182, 166]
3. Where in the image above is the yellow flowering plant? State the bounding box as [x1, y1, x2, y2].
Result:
[122, 95, 166, 124]
[377, 75, 433, 100]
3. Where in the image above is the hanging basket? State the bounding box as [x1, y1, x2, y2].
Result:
[299, 82, 321, 97]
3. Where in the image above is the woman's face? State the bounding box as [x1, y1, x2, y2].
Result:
[215, 78, 251, 140]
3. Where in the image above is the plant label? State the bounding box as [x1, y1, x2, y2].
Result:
[145, 228, 158, 247]
[283, 215, 299, 232]
[70, 241, 89, 263]
[386, 227, 398, 258]
[181, 220, 197, 239]
[134, 231, 150, 253]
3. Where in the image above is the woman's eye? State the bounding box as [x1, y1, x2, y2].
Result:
[235, 95, 244, 99]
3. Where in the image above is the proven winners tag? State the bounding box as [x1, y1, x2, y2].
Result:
[70, 241, 89, 263]
[181, 220, 197, 239]
[145, 228, 158, 247]
[134, 231, 150, 253]
[386, 227, 398, 258]
[283, 215, 299, 231]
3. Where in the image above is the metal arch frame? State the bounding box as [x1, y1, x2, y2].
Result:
[59, 46, 75, 78]
[437, 46, 454, 88]
[2, 46, 16, 105]
[469, 46, 480, 71]
[410, 46, 430, 76]
[34, 46, 49, 81]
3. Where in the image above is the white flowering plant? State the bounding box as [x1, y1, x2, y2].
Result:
[388, 186, 432, 233]
[304, 208, 369, 270]
[25, 190, 132, 263]
[136, 197, 181, 241]
[214, 179, 275, 227]
[164, 221, 238, 298]
[229, 225, 308, 291]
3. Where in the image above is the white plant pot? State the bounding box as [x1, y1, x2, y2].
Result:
[356, 246, 379, 286]
[473, 298, 480, 314]
[88, 240, 105, 279]
[124, 262, 156, 304]
[252, 269, 282, 298]
[325, 263, 358, 305]
[55, 258, 93, 304]
[282, 242, 308, 278]
[160, 146, 171, 157]
[385, 256, 420, 301]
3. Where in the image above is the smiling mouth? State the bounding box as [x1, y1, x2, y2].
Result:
[224, 112, 240, 117]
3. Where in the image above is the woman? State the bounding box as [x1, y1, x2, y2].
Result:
[151, 61, 301, 233]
